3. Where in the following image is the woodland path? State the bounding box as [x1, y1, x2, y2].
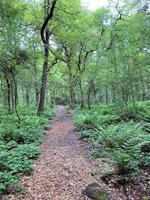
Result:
[9, 106, 99, 200]
[8, 106, 150, 200]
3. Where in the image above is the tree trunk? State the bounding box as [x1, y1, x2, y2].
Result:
[105, 86, 108, 104]
[37, 0, 57, 114]
[5, 75, 11, 113]
[91, 80, 96, 104]
[37, 29, 49, 114]
[87, 80, 93, 109]
[79, 78, 84, 108]
[68, 63, 76, 107]
[33, 44, 39, 106]
[10, 81, 15, 113]
[35, 88, 39, 106]
[11, 71, 20, 123]
[26, 88, 29, 107]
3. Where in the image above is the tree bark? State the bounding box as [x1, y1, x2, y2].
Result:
[37, 0, 57, 115]
[37, 29, 49, 114]
[87, 80, 93, 109]
[4, 75, 11, 113]
[79, 78, 84, 108]
[26, 88, 30, 107]
[11, 71, 20, 123]
[10, 80, 15, 113]
[68, 63, 76, 107]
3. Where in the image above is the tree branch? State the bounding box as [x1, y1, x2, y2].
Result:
[47, 57, 58, 72]
[41, 0, 57, 44]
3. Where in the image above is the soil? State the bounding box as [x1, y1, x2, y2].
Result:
[8, 106, 150, 200]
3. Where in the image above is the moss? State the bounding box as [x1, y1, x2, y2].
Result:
[82, 183, 108, 200]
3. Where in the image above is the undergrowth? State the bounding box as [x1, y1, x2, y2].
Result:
[74, 101, 150, 179]
[0, 106, 54, 196]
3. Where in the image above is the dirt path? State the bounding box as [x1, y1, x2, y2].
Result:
[10, 106, 143, 200]
[10, 106, 98, 200]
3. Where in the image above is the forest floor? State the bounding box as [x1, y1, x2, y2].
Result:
[8, 106, 148, 200]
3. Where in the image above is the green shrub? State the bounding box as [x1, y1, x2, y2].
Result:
[74, 111, 120, 130]
[112, 148, 139, 175]
[89, 104, 116, 115]
[8, 157, 32, 175]
[0, 150, 9, 171]
[0, 172, 19, 194]
[0, 124, 43, 145]
[98, 124, 149, 173]
[21, 116, 48, 127]
[12, 144, 40, 160]
[96, 114, 121, 125]
[137, 101, 150, 121]
[74, 113, 97, 130]
[97, 123, 143, 148]
[75, 103, 150, 179]
[79, 129, 100, 139]
[0, 106, 53, 195]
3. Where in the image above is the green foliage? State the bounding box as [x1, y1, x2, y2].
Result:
[74, 113, 97, 130]
[74, 104, 120, 130]
[112, 148, 139, 175]
[75, 103, 150, 177]
[0, 0, 150, 197]
[79, 129, 100, 140]
[118, 101, 150, 122]
[0, 124, 43, 145]
[0, 107, 51, 195]
[137, 101, 150, 121]
[0, 172, 19, 194]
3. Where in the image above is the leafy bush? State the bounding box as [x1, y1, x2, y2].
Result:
[137, 101, 150, 121]
[74, 105, 120, 130]
[0, 125, 43, 145]
[0, 106, 52, 195]
[112, 148, 139, 175]
[79, 129, 100, 139]
[0, 172, 19, 194]
[12, 144, 40, 160]
[21, 116, 48, 127]
[0, 150, 9, 171]
[93, 123, 150, 173]
[75, 103, 150, 177]
[74, 113, 97, 130]
[96, 114, 121, 125]
[96, 123, 143, 148]
[88, 104, 116, 115]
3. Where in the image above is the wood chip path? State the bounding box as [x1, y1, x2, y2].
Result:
[10, 106, 141, 200]
[9, 106, 97, 200]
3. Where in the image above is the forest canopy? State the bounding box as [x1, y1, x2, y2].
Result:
[0, 0, 149, 114]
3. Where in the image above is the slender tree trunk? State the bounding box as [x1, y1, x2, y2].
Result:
[91, 80, 96, 104]
[105, 86, 108, 104]
[79, 78, 84, 108]
[37, 0, 57, 114]
[10, 81, 15, 113]
[5, 75, 11, 113]
[33, 44, 39, 106]
[11, 71, 20, 123]
[26, 88, 29, 107]
[37, 29, 49, 114]
[111, 84, 116, 103]
[140, 75, 146, 101]
[35, 88, 39, 106]
[87, 80, 93, 109]
[68, 63, 76, 107]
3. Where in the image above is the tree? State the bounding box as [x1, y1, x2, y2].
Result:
[37, 0, 57, 114]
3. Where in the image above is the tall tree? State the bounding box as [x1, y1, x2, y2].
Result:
[37, 0, 57, 114]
